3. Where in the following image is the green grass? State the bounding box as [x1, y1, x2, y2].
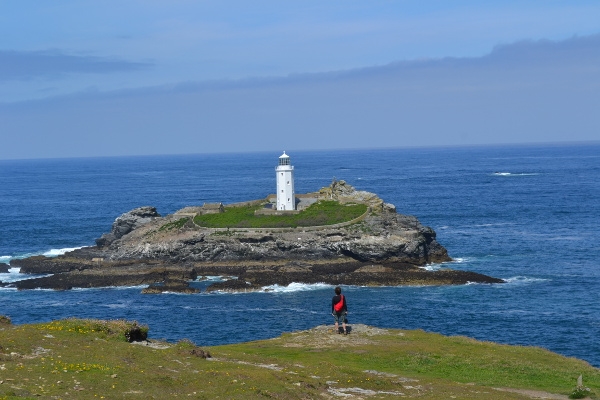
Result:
[194, 200, 368, 229]
[1, 319, 598, 399]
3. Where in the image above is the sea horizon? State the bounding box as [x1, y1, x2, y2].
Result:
[1, 139, 599, 163]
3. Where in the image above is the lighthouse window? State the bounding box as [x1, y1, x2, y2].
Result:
[288, 198, 290, 202]
[281, 190, 284, 193]
[287, 181, 290, 185]
[280, 173, 283, 176]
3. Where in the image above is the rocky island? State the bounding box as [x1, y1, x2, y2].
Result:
[6, 180, 503, 292]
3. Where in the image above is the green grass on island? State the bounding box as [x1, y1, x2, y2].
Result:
[1, 318, 599, 399]
[158, 217, 190, 232]
[194, 200, 368, 229]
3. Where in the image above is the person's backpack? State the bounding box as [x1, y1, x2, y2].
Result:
[334, 295, 344, 312]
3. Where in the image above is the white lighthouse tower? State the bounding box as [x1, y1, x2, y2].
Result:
[276, 151, 295, 210]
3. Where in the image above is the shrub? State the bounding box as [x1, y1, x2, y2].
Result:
[37, 318, 148, 342]
[0, 315, 11, 324]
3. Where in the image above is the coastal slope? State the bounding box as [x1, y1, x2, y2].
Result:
[0, 318, 597, 398]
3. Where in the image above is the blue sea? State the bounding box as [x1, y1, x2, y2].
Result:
[1, 144, 599, 367]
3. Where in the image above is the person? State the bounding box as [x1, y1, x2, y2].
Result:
[331, 286, 348, 334]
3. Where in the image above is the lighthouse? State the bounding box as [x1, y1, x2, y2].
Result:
[276, 151, 295, 210]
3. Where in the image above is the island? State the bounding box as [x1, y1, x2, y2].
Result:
[6, 180, 503, 292]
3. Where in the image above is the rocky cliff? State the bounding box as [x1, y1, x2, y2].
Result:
[7, 181, 503, 291]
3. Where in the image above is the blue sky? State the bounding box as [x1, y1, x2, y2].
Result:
[1, 1, 599, 159]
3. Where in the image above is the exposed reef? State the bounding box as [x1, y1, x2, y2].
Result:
[6, 181, 503, 292]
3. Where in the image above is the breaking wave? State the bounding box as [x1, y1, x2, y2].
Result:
[493, 172, 539, 176]
[43, 247, 83, 257]
[502, 276, 549, 285]
[262, 282, 333, 293]
[0, 247, 84, 265]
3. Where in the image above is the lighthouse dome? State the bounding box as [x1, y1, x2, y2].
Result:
[278, 151, 291, 166]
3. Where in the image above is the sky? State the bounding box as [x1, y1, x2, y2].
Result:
[1, 1, 599, 160]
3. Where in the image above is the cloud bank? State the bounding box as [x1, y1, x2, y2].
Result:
[1, 34, 599, 159]
[0, 50, 151, 81]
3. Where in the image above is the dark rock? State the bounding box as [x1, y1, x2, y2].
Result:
[11, 256, 87, 274]
[141, 278, 199, 294]
[0, 264, 8, 273]
[12, 265, 197, 291]
[96, 206, 160, 247]
[198, 261, 503, 292]
[189, 348, 211, 358]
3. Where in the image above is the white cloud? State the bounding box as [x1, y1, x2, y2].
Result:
[0, 50, 152, 81]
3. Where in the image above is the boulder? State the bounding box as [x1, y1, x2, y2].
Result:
[96, 206, 160, 247]
[319, 180, 384, 211]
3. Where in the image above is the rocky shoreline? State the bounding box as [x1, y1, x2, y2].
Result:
[3, 181, 504, 292]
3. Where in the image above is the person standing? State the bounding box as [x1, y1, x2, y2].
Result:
[331, 286, 348, 334]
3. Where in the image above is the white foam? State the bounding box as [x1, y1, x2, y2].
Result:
[3, 253, 36, 262]
[503, 276, 549, 285]
[493, 172, 539, 176]
[198, 275, 232, 282]
[546, 236, 581, 241]
[262, 282, 333, 293]
[421, 258, 468, 271]
[420, 264, 442, 271]
[42, 247, 83, 257]
[0, 269, 51, 283]
[72, 285, 147, 291]
[0, 247, 84, 264]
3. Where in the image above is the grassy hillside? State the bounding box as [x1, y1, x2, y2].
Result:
[0, 318, 598, 399]
[193, 200, 367, 229]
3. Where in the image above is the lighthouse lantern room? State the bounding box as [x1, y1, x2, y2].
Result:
[276, 151, 295, 210]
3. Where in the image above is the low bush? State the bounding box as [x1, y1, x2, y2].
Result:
[35, 318, 148, 342]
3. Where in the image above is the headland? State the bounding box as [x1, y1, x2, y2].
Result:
[0, 317, 596, 398]
[5, 181, 503, 292]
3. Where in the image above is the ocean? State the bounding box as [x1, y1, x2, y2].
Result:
[1, 144, 599, 367]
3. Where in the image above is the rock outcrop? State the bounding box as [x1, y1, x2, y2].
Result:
[6, 181, 503, 292]
[96, 206, 160, 247]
